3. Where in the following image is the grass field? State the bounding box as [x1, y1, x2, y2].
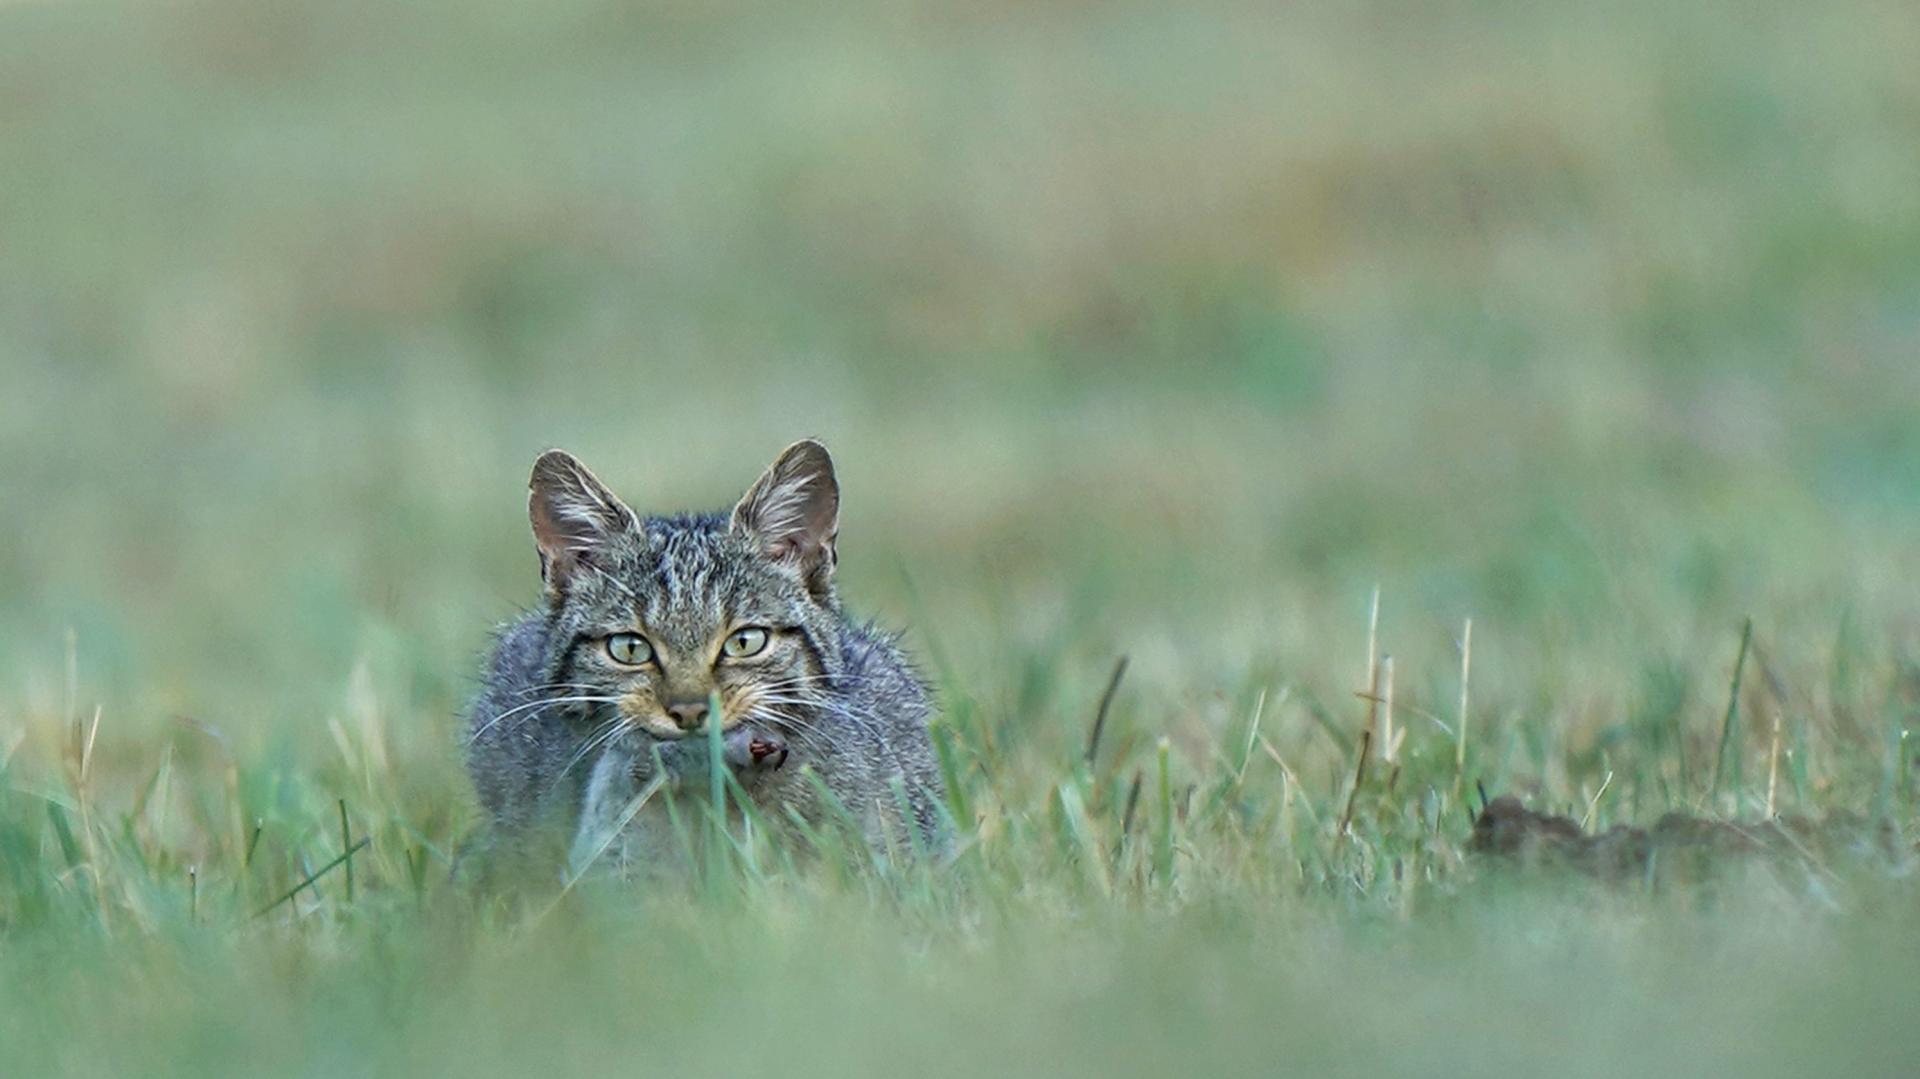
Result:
[3, 1, 1920, 1074]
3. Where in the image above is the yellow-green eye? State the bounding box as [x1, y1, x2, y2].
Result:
[722, 627, 770, 659]
[605, 633, 653, 666]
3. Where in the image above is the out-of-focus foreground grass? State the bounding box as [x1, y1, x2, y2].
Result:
[2, 1, 1919, 1075]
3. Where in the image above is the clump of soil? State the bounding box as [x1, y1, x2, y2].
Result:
[1469, 796, 1904, 883]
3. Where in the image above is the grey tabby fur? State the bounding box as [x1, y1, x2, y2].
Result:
[464, 440, 945, 880]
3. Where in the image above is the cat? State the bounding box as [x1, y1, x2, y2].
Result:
[464, 439, 946, 880]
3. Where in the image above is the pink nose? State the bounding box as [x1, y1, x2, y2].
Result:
[665, 699, 710, 731]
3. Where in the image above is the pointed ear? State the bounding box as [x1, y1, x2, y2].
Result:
[529, 450, 637, 593]
[731, 439, 839, 598]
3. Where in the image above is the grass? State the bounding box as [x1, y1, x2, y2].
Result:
[3, 0, 1920, 1075]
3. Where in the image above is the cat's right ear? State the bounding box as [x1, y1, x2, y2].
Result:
[529, 450, 637, 594]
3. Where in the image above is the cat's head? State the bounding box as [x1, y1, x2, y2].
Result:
[526, 440, 844, 745]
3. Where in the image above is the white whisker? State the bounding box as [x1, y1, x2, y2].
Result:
[467, 695, 622, 747]
[549, 713, 632, 793]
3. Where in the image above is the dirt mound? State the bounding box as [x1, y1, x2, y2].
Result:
[1468, 796, 1904, 882]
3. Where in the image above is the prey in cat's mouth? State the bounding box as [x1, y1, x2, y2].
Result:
[638, 722, 792, 785]
[723, 724, 791, 773]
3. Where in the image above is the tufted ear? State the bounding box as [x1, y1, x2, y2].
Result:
[529, 450, 638, 594]
[731, 439, 839, 599]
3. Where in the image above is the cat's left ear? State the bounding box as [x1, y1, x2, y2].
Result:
[732, 439, 839, 600]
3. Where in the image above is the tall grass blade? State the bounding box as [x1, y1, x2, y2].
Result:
[1709, 617, 1755, 805]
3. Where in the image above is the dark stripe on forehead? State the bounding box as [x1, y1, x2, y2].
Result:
[650, 543, 714, 608]
[631, 526, 728, 653]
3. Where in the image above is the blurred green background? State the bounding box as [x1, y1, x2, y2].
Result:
[4, 0, 1915, 754]
[2, 1, 1919, 1074]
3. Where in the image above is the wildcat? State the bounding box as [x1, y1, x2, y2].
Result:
[465, 440, 945, 880]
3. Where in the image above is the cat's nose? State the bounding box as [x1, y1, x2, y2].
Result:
[665, 698, 710, 732]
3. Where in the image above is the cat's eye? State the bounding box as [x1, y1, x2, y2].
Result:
[722, 627, 770, 659]
[605, 633, 653, 666]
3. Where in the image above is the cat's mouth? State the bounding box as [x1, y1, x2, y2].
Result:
[640, 723, 791, 780]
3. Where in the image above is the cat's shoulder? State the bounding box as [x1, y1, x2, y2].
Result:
[836, 618, 930, 715]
